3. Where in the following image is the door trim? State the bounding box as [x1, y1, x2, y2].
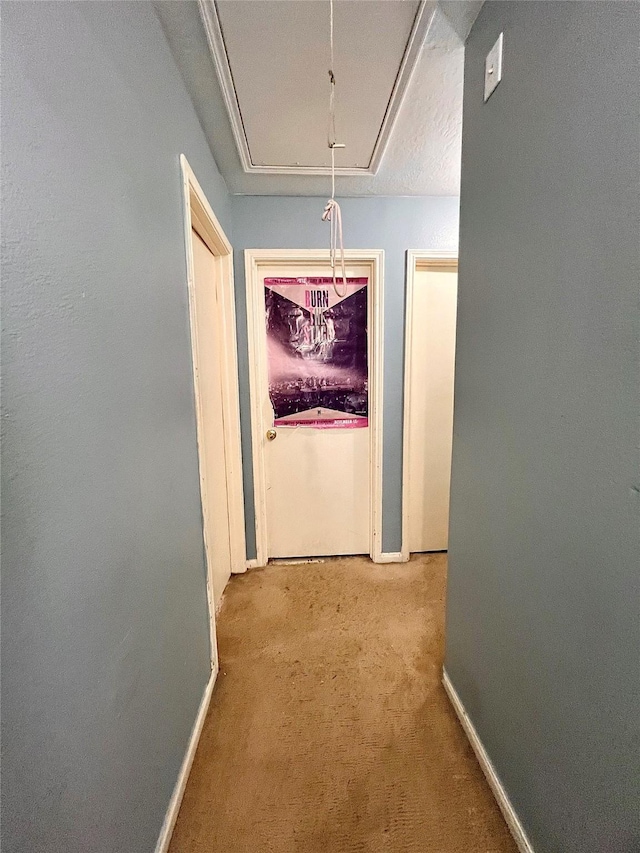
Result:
[180, 155, 246, 662]
[245, 248, 385, 566]
[401, 250, 458, 561]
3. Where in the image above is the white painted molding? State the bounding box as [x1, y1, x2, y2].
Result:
[368, 250, 385, 564]
[401, 250, 458, 561]
[197, 0, 435, 177]
[244, 249, 270, 570]
[442, 669, 535, 853]
[374, 551, 408, 564]
[244, 249, 384, 566]
[369, 0, 437, 175]
[155, 669, 217, 853]
[181, 154, 247, 620]
[245, 558, 263, 571]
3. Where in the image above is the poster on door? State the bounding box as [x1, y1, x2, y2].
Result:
[264, 276, 368, 428]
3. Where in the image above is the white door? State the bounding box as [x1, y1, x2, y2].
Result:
[190, 229, 232, 604]
[406, 262, 458, 552]
[258, 262, 371, 559]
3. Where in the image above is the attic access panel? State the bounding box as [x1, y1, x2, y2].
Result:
[200, 0, 432, 175]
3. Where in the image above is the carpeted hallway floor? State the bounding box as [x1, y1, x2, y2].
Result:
[169, 554, 517, 853]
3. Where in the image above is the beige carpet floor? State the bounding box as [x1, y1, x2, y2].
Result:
[169, 554, 517, 853]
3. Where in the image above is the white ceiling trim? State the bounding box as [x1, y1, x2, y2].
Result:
[197, 0, 437, 178]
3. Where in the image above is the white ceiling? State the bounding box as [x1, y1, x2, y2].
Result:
[156, 0, 483, 196]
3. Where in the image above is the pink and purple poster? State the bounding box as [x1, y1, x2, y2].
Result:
[264, 276, 368, 428]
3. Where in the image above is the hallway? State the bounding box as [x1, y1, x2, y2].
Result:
[169, 555, 516, 852]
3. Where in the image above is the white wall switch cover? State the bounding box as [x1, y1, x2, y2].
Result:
[484, 32, 503, 102]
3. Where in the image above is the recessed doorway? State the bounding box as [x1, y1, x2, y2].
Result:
[402, 251, 458, 556]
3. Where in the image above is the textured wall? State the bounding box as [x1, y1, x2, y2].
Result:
[231, 195, 460, 558]
[1, 3, 232, 851]
[445, 3, 640, 851]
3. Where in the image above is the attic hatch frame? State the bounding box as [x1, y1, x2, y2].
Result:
[198, 0, 437, 177]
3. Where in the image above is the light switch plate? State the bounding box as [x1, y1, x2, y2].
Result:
[484, 32, 503, 102]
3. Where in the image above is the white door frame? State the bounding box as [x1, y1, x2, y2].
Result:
[180, 155, 246, 666]
[401, 250, 458, 561]
[245, 248, 385, 566]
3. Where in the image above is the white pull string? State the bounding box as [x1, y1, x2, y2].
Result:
[321, 0, 347, 298]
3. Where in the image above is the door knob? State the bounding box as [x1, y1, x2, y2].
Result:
[266, 429, 277, 441]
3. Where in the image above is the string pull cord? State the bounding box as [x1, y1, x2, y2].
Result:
[322, 195, 347, 298]
[322, 0, 347, 298]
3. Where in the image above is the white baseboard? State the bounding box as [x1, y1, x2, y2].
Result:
[249, 555, 410, 568]
[442, 668, 535, 853]
[155, 667, 217, 853]
[373, 551, 408, 564]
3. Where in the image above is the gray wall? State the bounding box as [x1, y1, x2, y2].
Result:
[1, 3, 232, 851]
[231, 195, 460, 558]
[445, 4, 640, 852]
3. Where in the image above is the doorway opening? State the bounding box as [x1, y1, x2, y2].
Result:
[180, 155, 246, 635]
[402, 251, 458, 558]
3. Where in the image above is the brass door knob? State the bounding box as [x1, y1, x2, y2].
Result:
[266, 429, 277, 441]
